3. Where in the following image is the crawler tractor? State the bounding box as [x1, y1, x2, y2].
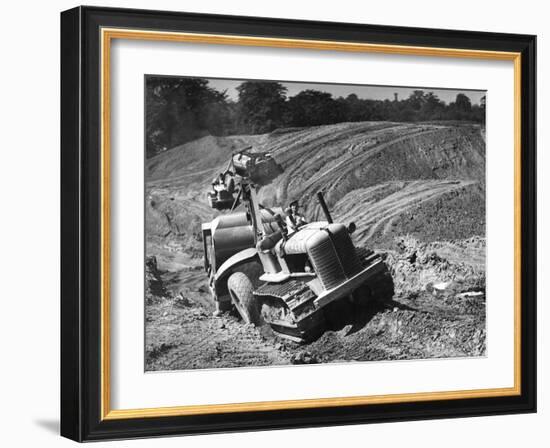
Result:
[202, 151, 393, 342]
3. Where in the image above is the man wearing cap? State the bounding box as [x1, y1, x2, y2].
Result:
[285, 200, 308, 235]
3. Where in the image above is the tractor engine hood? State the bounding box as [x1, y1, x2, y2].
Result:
[279, 221, 363, 291]
[279, 222, 329, 255]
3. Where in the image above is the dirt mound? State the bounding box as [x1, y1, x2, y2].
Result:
[379, 182, 485, 247]
[384, 236, 485, 297]
[146, 188, 214, 252]
[147, 134, 269, 185]
[146, 134, 270, 259]
[146, 122, 485, 269]
[335, 179, 484, 248]
[255, 122, 484, 218]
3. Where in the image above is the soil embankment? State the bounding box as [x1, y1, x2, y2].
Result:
[145, 121, 486, 370]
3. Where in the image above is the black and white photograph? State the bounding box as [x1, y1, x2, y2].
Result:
[144, 76, 487, 371]
[0, 0, 542, 443]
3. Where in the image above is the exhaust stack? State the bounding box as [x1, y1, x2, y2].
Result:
[317, 192, 333, 224]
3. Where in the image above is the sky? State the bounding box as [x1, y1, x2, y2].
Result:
[207, 77, 486, 106]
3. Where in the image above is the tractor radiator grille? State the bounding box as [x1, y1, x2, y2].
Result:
[308, 236, 346, 290]
[329, 227, 362, 275]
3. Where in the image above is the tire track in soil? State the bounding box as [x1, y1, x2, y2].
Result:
[146, 281, 486, 371]
[334, 179, 477, 246]
[145, 298, 290, 371]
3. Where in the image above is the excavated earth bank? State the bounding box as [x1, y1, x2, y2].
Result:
[144, 121, 486, 371]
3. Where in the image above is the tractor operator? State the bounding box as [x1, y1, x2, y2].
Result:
[285, 200, 308, 235]
[211, 170, 235, 194]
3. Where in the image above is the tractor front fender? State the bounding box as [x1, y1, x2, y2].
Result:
[213, 248, 260, 291]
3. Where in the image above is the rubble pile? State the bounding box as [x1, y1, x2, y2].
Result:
[384, 235, 485, 297]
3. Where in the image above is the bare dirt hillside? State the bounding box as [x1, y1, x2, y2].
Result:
[145, 121, 486, 371]
[146, 122, 484, 251]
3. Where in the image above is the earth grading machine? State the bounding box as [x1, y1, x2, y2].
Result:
[201, 150, 393, 342]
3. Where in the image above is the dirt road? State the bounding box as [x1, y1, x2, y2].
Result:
[146, 289, 485, 371]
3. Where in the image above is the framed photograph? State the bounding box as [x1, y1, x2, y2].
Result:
[60, 6, 536, 441]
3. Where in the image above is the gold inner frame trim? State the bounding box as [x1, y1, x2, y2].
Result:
[100, 27, 522, 421]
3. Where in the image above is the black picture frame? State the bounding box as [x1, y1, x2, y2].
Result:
[61, 5, 536, 442]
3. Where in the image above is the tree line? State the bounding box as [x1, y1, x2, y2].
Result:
[146, 77, 485, 158]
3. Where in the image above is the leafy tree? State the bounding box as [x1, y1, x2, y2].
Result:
[343, 94, 378, 122]
[287, 90, 345, 126]
[407, 90, 426, 111]
[145, 76, 486, 158]
[470, 95, 485, 124]
[145, 77, 229, 157]
[455, 93, 472, 112]
[477, 95, 486, 124]
[446, 93, 474, 121]
[236, 81, 287, 133]
[419, 92, 445, 120]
